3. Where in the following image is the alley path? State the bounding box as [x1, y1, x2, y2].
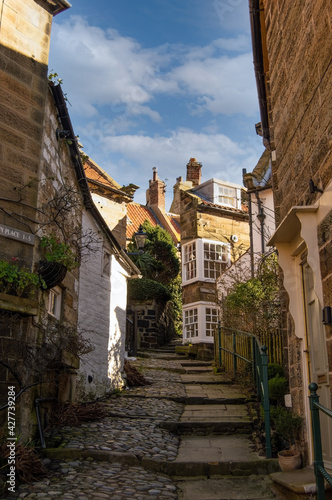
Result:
[10, 347, 286, 500]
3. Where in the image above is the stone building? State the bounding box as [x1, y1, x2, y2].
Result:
[0, 0, 139, 441]
[0, 0, 73, 441]
[173, 158, 250, 349]
[250, 0, 332, 466]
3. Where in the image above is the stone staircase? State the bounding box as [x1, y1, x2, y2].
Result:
[160, 359, 284, 499]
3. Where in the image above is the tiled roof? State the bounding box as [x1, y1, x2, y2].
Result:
[127, 204, 160, 239]
[167, 213, 181, 237]
[84, 159, 122, 191]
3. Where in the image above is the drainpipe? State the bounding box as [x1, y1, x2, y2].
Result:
[35, 398, 56, 449]
[243, 169, 255, 278]
[255, 191, 266, 254]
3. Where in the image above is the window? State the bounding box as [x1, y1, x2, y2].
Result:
[103, 251, 111, 276]
[184, 308, 198, 339]
[205, 307, 218, 337]
[48, 287, 62, 319]
[204, 242, 229, 279]
[183, 242, 196, 281]
[218, 185, 239, 208]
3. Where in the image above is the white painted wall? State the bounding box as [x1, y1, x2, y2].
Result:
[77, 210, 128, 400]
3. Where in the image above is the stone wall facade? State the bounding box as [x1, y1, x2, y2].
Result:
[262, 0, 331, 223]
[256, 0, 332, 463]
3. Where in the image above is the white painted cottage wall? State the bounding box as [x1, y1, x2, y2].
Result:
[77, 210, 128, 400]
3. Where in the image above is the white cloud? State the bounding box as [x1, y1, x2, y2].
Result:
[50, 16, 257, 122]
[97, 128, 263, 207]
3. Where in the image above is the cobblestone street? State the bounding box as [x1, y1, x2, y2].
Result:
[5, 351, 286, 500]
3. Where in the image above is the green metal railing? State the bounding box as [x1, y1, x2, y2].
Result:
[309, 383, 332, 499]
[216, 325, 272, 458]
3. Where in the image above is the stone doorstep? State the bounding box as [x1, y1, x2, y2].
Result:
[271, 466, 332, 499]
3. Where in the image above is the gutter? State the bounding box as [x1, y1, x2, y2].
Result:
[50, 84, 140, 277]
[249, 0, 270, 142]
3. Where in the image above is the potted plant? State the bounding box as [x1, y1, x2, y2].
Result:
[270, 406, 303, 471]
[39, 235, 78, 289]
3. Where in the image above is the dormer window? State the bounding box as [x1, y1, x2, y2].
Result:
[218, 185, 238, 208]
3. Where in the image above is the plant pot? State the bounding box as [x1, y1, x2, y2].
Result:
[278, 449, 302, 472]
[39, 260, 67, 289]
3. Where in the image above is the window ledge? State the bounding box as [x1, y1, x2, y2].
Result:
[0, 292, 38, 316]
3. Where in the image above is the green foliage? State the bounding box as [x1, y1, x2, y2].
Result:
[48, 71, 63, 85]
[270, 406, 303, 451]
[40, 235, 78, 270]
[166, 275, 183, 335]
[222, 252, 282, 337]
[0, 259, 46, 296]
[269, 374, 288, 405]
[268, 363, 285, 380]
[128, 278, 171, 302]
[129, 221, 179, 285]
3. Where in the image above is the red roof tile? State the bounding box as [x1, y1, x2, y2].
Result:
[84, 159, 122, 191]
[127, 204, 160, 239]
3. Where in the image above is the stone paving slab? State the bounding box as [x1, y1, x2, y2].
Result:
[185, 384, 247, 401]
[176, 476, 286, 500]
[175, 435, 264, 463]
[180, 373, 232, 384]
[180, 404, 250, 423]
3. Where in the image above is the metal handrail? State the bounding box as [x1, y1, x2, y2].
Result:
[217, 325, 271, 458]
[309, 383, 332, 499]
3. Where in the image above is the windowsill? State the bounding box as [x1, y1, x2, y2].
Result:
[0, 292, 38, 316]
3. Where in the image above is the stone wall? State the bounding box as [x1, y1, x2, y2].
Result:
[130, 300, 171, 350]
[77, 213, 128, 400]
[263, 0, 331, 224]
[91, 192, 128, 249]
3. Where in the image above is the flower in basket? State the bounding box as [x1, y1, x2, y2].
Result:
[40, 235, 79, 271]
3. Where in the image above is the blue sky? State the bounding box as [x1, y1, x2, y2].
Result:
[49, 0, 263, 209]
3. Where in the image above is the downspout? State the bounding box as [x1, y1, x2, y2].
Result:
[35, 398, 56, 449]
[243, 169, 255, 278]
[249, 0, 270, 143]
[255, 191, 266, 254]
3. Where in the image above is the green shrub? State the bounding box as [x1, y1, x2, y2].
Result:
[128, 278, 171, 302]
[270, 406, 303, 451]
[268, 363, 285, 380]
[269, 374, 288, 405]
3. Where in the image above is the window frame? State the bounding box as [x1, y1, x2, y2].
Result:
[47, 286, 62, 319]
[183, 302, 219, 342]
[182, 239, 230, 285]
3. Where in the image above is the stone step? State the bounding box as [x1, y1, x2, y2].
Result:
[184, 383, 247, 402]
[180, 362, 212, 367]
[175, 475, 285, 500]
[180, 373, 233, 385]
[271, 466, 332, 499]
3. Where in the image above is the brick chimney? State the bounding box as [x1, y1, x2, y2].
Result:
[146, 167, 165, 210]
[186, 158, 202, 187]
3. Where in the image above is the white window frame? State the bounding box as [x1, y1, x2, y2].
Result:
[182, 241, 197, 282]
[182, 239, 230, 285]
[47, 286, 62, 319]
[183, 308, 198, 340]
[183, 302, 219, 343]
[215, 182, 241, 210]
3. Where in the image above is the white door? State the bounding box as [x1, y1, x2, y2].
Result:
[303, 262, 332, 466]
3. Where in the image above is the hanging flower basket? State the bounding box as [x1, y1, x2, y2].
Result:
[38, 260, 67, 289]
